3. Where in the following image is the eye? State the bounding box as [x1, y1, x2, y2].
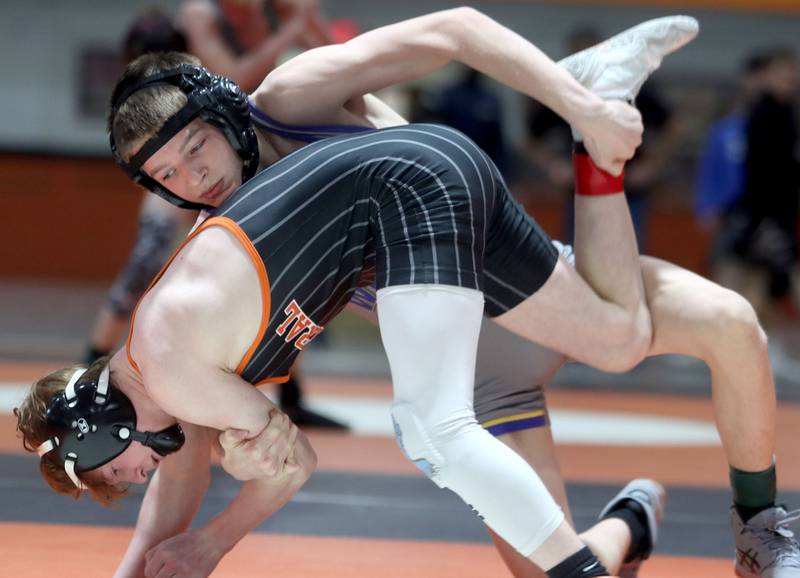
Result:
[189, 138, 205, 155]
[161, 168, 175, 182]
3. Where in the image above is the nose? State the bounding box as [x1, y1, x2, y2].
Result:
[189, 164, 207, 187]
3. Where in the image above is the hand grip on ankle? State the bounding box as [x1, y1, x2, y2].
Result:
[573, 143, 625, 196]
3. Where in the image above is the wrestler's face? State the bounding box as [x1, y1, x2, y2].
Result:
[87, 443, 164, 486]
[140, 118, 243, 207]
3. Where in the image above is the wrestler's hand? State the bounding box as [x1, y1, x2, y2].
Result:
[579, 99, 643, 177]
[144, 529, 223, 578]
[218, 409, 300, 481]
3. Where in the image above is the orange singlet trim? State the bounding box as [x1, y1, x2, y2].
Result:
[126, 216, 271, 380]
[255, 375, 290, 385]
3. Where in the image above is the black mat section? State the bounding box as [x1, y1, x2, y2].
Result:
[4, 453, 794, 558]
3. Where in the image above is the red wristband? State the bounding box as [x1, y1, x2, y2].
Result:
[572, 150, 624, 196]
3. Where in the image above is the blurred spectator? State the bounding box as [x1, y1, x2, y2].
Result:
[122, 8, 188, 63]
[697, 54, 766, 306]
[274, 0, 340, 46]
[524, 27, 681, 250]
[179, 0, 331, 92]
[412, 65, 508, 173]
[85, 3, 348, 429]
[714, 48, 799, 318]
[695, 55, 767, 228]
[86, 8, 195, 369]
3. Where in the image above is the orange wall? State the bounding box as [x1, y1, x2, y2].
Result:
[0, 153, 144, 281]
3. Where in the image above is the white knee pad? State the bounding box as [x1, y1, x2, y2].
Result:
[392, 401, 564, 557]
[391, 402, 447, 486]
[379, 284, 564, 556]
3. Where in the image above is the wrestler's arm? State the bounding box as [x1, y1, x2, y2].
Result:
[114, 420, 313, 578]
[113, 423, 213, 578]
[130, 227, 316, 479]
[133, 426, 311, 578]
[255, 7, 604, 136]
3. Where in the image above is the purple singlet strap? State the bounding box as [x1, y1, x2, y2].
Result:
[247, 97, 372, 143]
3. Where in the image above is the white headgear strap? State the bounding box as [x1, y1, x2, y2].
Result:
[95, 365, 110, 404]
[36, 437, 58, 457]
[64, 453, 88, 490]
[64, 368, 88, 402]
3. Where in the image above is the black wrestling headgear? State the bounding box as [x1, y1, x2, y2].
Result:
[36, 359, 185, 490]
[109, 63, 259, 211]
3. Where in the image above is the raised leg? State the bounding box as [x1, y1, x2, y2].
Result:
[641, 256, 775, 471]
[495, 16, 700, 373]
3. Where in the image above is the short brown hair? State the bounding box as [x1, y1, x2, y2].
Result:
[14, 362, 128, 506]
[109, 51, 201, 161]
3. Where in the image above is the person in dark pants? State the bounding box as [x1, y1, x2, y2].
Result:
[732, 48, 800, 311]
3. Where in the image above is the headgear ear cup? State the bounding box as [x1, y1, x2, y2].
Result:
[127, 425, 185, 456]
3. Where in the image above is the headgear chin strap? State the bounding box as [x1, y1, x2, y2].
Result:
[36, 359, 185, 490]
[109, 63, 259, 211]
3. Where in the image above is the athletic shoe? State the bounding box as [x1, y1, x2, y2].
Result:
[558, 15, 699, 102]
[283, 404, 349, 430]
[598, 478, 667, 578]
[732, 506, 800, 577]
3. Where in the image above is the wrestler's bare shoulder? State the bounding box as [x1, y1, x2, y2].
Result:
[132, 225, 263, 369]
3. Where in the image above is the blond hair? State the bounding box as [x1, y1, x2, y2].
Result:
[109, 51, 202, 161]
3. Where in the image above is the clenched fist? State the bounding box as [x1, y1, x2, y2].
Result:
[218, 410, 300, 481]
[579, 99, 643, 177]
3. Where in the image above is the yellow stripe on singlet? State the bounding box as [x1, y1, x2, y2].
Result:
[481, 410, 547, 429]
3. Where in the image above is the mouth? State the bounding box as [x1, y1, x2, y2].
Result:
[201, 179, 227, 203]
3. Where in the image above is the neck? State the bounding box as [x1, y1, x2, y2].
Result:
[256, 129, 282, 169]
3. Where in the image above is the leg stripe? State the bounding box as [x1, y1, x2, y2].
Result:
[483, 413, 549, 436]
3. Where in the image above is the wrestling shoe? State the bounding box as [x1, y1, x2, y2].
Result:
[598, 478, 666, 578]
[557, 15, 699, 102]
[283, 404, 349, 430]
[280, 375, 349, 430]
[732, 506, 800, 577]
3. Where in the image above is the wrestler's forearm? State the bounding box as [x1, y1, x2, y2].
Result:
[202, 429, 316, 553]
[202, 465, 312, 553]
[431, 8, 603, 130]
[113, 467, 211, 578]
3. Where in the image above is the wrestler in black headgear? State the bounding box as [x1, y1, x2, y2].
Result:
[109, 63, 259, 211]
[36, 359, 184, 489]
